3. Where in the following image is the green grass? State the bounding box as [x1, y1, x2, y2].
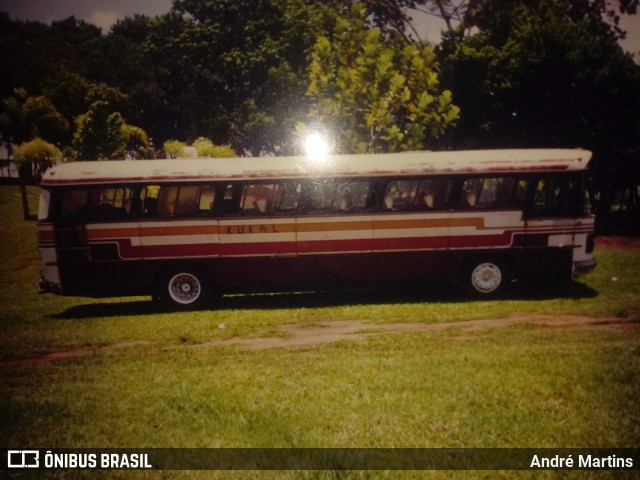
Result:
[0, 185, 639, 479]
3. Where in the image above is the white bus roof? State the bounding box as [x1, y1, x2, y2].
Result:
[41, 149, 592, 186]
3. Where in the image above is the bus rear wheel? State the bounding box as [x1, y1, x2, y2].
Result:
[158, 267, 212, 309]
[462, 258, 509, 297]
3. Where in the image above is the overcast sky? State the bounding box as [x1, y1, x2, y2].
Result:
[0, 0, 172, 31]
[0, 0, 638, 55]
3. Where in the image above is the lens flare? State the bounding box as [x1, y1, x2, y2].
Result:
[304, 133, 330, 162]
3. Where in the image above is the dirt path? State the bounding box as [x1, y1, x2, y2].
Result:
[193, 313, 638, 351]
[0, 340, 153, 368]
[2, 314, 637, 367]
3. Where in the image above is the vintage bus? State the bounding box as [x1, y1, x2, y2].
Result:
[37, 149, 596, 308]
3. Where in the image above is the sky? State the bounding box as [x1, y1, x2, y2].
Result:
[0, 0, 173, 32]
[0, 0, 639, 55]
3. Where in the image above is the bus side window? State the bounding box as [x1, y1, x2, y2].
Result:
[198, 186, 216, 214]
[338, 180, 371, 213]
[60, 189, 89, 219]
[173, 186, 200, 216]
[60, 187, 132, 220]
[457, 178, 524, 210]
[220, 184, 239, 215]
[155, 186, 207, 217]
[415, 179, 452, 210]
[275, 182, 301, 214]
[514, 180, 529, 206]
[529, 176, 581, 217]
[383, 180, 418, 210]
[240, 184, 280, 215]
[306, 180, 370, 214]
[157, 187, 179, 217]
[236, 182, 301, 216]
[457, 179, 479, 208]
[307, 181, 332, 213]
[90, 188, 132, 218]
[139, 185, 160, 216]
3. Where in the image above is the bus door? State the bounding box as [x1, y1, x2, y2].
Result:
[523, 175, 582, 278]
[217, 182, 299, 288]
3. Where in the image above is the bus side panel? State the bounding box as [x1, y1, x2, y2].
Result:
[137, 220, 220, 260]
[56, 260, 157, 297]
[216, 217, 298, 288]
[55, 222, 141, 296]
[214, 257, 299, 290]
[47, 219, 223, 297]
[359, 251, 457, 284]
[297, 215, 373, 285]
[521, 217, 585, 281]
[509, 246, 574, 281]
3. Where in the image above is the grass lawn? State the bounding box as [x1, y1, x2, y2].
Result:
[0, 185, 638, 479]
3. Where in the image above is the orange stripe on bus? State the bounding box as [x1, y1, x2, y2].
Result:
[38, 217, 489, 242]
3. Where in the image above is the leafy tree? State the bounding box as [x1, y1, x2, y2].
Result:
[137, 0, 339, 155]
[163, 140, 187, 158]
[306, 3, 460, 153]
[71, 101, 146, 160]
[13, 137, 62, 218]
[0, 88, 70, 155]
[461, 0, 639, 41]
[13, 136, 61, 180]
[0, 14, 103, 97]
[439, 0, 640, 149]
[21, 94, 70, 145]
[0, 88, 30, 153]
[122, 124, 152, 159]
[372, 0, 639, 42]
[193, 137, 237, 157]
[100, 15, 172, 146]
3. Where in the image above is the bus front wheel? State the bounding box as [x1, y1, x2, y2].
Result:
[462, 258, 510, 297]
[158, 267, 212, 309]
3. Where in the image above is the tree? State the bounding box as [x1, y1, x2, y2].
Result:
[13, 136, 61, 180]
[306, 3, 460, 153]
[13, 137, 62, 219]
[136, 0, 339, 155]
[21, 95, 70, 145]
[384, 0, 639, 42]
[192, 137, 237, 157]
[0, 88, 70, 155]
[71, 101, 126, 160]
[461, 0, 639, 41]
[439, 0, 640, 149]
[100, 15, 172, 147]
[0, 14, 104, 97]
[71, 101, 150, 160]
[163, 140, 187, 159]
[122, 124, 152, 159]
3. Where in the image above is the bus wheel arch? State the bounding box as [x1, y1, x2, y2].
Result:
[155, 265, 213, 309]
[460, 255, 514, 297]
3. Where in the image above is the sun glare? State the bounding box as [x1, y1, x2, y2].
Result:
[304, 133, 330, 163]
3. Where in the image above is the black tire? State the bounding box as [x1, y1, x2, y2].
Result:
[461, 258, 510, 297]
[158, 267, 212, 310]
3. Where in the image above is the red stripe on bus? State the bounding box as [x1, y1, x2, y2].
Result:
[109, 231, 517, 260]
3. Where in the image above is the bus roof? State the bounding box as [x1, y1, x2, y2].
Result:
[41, 149, 592, 186]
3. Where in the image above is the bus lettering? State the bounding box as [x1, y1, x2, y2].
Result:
[225, 224, 279, 234]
